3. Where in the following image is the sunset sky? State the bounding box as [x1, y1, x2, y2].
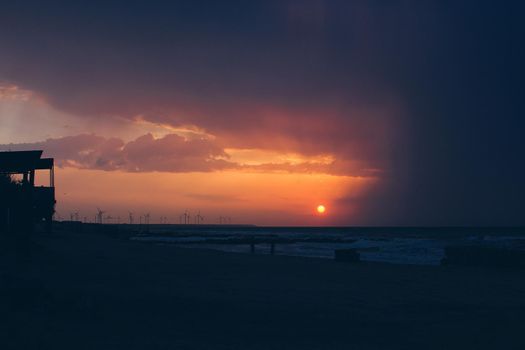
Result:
[1, 1, 524, 225]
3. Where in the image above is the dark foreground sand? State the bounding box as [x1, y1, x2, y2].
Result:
[1, 230, 524, 350]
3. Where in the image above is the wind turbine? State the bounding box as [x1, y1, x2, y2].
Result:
[144, 213, 150, 225]
[96, 207, 105, 224]
[195, 211, 204, 224]
[141, 212, 150, 233]
[183, 210, 190, 225]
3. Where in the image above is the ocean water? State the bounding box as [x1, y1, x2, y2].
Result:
[128, 226, 525, 266]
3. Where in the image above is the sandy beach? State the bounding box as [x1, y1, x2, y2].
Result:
[1, 230, 524, 349]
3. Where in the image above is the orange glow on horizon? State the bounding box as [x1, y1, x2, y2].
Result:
[53, 167, 377, 225]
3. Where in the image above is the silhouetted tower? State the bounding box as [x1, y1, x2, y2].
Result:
[0, 150, 55, 233]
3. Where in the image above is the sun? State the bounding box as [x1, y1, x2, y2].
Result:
[316, 204, 326, 214]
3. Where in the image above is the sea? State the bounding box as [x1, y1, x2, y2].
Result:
[128, 225, 525, 266]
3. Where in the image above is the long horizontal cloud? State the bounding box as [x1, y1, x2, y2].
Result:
[1, 134, 234, 173]
[1, 133, 362, 175]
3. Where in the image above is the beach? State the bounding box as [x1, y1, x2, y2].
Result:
[1, 229, 524, 349]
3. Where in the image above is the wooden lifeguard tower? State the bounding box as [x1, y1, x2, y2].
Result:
[0, 150, 55, 233]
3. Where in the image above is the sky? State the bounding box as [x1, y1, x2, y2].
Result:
[1, 1, 524, 226]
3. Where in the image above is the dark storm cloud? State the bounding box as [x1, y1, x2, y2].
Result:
[1, 1, 524, 224]
[0, 0, 401, 162]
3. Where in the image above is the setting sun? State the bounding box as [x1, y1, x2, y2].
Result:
[316, 204, 326, 214]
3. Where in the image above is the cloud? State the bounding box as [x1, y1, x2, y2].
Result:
[0, 133, 235, 173]
[183, 193, 246, 203]
[240, 159, 380, 177]
[2, 133, 373, 176]
[122, 133, 232, 172]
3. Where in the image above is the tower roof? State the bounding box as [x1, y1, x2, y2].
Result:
[0, 150, 53, 173]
